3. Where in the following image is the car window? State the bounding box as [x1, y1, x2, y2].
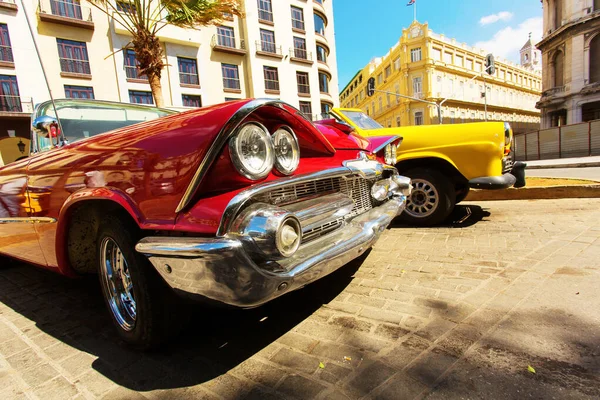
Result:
[338, 111, 383, 130]
[35, 101, 175, 153]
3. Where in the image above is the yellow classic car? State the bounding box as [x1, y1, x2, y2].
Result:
[327, 108, 526, 226]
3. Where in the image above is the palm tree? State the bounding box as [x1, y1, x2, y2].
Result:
[89, 0, 242, 107]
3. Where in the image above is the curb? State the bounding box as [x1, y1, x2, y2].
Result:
[465, 184, 600, 201]
[525, 162, 600, 170]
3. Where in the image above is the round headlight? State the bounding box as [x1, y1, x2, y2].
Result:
[384, 144, 395, 165]
[272, 126, 300, 175]
[229, 123, 274, 180]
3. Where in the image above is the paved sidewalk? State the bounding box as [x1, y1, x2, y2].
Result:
[1, 199, 600, 399]
[525, 155, 600, 169]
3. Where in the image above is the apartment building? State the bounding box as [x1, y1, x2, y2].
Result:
[0, 0, 339, 164]
[340, 21, 542, 133]
[536, 0, 600, 128]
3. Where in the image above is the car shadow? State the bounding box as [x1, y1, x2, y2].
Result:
[389, 204, 491, 230]
[0, 251, 368, 391]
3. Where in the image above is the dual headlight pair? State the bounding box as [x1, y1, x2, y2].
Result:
[384, 143, 398, 165]
[230, 123, 300, 180]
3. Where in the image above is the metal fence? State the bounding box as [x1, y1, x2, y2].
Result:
[514, 119, 600, 161]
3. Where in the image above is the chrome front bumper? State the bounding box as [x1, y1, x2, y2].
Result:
[136, 195, 406, 308]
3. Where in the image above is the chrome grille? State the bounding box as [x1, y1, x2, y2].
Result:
[253, 175, 374, 243]
[502, 153, 514, 173]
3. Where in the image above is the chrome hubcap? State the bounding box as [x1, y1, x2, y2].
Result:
[406, 179, 439, 218]
[100, 237, 136, 331]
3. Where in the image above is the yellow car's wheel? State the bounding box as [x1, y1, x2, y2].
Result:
[401, 168, 455, 226]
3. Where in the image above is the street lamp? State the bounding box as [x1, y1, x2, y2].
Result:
[17, 139, 26, 154]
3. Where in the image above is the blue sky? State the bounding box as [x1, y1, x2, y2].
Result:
[333, 0, 544, 90]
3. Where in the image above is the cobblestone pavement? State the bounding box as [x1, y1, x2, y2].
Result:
[1, 199, 600, 399]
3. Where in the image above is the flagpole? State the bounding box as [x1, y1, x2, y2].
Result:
[414, 1, 417, 21]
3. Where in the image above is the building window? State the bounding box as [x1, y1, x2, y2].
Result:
[316, 45, 327, 63]
[296, 71, 310, 94]
[554, 0, 563, 29]
[455, 55, 463, 67]
[116, 1, 136, 13]
[0, 75, 21, 112]
[291, 6, 305, 31]
[553, 51, 564, 87]
[123, 49, 145, 80]
[64, 85, 94, 99]
[51, 0, 83, 19]
[377, 73, 383, 85]
[443, 52, 452, 64]
[57, 38, 90, 75]
[314, 13, 326, 35]
[410, 48, 422, 62]
[475, 62, 482, 72]
[178, 57, 199, 86]
[590, 35, 600, 84]
[299, 101, 312, 118]
[384, 65, 392, 79]
[182, 94, 202, 107]
[263, 66, 280, 92]
[318, 72, 329, 93]
[221, 63, 240, 90]
[378, 96, 382, 111]
[393, 57, 401, 70]
[414, 111, 423, 125]
[259, 29, 277, 53]
[293, 37, 307, 59]
[217, 26, 236, 48]
[0, 24, 14, 63]
[257, 0, 273, 22]
[396, 116, 401, 126]
[321, 102, 332, 115]
[466, 59, 473, 70]
[129, 90, 153, 104]
[412, 77, 422, 96]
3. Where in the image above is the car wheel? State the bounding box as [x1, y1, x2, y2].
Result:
[401, 168, 456, 226]
[97, 215, 184, 349]
[455, 186, 470, 204]
[0, 255, 15, 269]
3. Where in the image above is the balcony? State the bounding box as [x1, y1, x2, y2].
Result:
[0, 0, 18, 11]
[59, 57, 91, 79]
[255, 41, 283, 59]
[38, 0, 94, 30]
[542, 85, 567, 97]
[289, 48, 313, 65]
[0, 96, 34, 115]
[0, 44, 14, 68]
[211, 34, 247, 55]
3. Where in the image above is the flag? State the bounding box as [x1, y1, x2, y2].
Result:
[407, 0, 415, 5]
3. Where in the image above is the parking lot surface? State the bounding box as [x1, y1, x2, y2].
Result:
[1, 199, 599, 399]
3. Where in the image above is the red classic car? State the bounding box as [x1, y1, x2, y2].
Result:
[0, 98, 410, 348]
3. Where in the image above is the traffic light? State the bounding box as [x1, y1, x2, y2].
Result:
[366, 77, 375, 97]
[485, 53, 495, 75]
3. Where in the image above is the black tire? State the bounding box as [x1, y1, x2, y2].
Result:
[0, 255, 15, 269]
[400, 168, 456, 226]
[97, 214, 185, 349]
[455, 186, 470, 204]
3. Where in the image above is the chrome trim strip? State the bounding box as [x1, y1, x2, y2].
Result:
[0, 217, 57, 224]
[372, 135, 403, 154]
[175, 99, 314, 213]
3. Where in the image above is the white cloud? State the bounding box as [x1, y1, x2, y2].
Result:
[479, 11, 514, 26]
[474, 17, 543, 63]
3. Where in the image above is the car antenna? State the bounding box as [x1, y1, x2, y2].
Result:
[18, 0, 67, 146]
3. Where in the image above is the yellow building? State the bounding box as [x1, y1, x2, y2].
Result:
[340, 21, 542, 134]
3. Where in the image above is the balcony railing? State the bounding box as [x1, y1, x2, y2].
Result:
[179, 72, 199, 86]
[60, 57, 91, 75]
[0, 96, 34, 113]
[290, 48, 313, 62]
[124, 65, 147, 81]
[211, 34, 246, 55]
[0, 45, 14, 63]
[542, 85, 567, 97]
[0, 0, 18, 10]
[255, 40, 282, 57]
[38, 0, 94, 29]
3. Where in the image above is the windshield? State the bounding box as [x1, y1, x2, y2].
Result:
[35, 100, 175, 152]
[338, 110, 383, 130]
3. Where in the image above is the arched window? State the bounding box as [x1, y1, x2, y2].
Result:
[553, 51, 564, 87]
[590, 35, 600, 84]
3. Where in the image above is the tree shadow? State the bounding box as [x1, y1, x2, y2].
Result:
[0, 251, 368, 392]
[389, 204, 491, 230]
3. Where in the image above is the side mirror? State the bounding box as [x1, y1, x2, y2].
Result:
[366, 77, 375, 97]
[32, 115, 59, 139]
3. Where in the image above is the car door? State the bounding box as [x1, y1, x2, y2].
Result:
[0, 156, 47, 266]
